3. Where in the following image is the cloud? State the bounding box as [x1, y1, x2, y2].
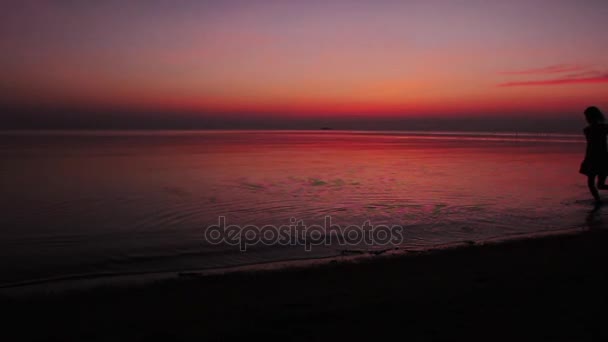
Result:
[563, 70, 604, 79]
[498, 64, 608, 87]
[499, 64, 586, 75]
[498, 74, 608, 87]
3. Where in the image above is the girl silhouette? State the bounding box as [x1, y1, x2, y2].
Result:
[579, 106, 608, 203]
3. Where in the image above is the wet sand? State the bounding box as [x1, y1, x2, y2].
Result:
[2, 228, 608, 341]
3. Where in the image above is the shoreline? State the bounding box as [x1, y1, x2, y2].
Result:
[3, 226, 608, 340]
[0, 225, 587, 295]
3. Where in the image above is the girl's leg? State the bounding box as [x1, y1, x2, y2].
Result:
[597, 175, 608, 189]
[588, 175, 601, 202]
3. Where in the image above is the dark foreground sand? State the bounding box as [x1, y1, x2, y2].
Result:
[2, 229, 608, 341]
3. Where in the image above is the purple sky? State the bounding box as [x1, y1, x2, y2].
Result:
[1, 0, 607, 131]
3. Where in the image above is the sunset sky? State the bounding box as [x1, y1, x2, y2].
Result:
[1, 0, 607, 130]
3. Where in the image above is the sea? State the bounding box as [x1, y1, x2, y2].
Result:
[0, 130, 600, 289]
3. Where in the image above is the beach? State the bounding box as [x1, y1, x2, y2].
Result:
[2, 130, 606, 341]
[3, 227, 608, 341]
[4, 1, 608, 340]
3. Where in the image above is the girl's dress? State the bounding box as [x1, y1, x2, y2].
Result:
[579, 124, 608, 176]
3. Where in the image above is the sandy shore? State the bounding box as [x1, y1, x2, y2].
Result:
[2, 228, 608, 341]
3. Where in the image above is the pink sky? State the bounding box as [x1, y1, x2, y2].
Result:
[1, 0, 607, 129]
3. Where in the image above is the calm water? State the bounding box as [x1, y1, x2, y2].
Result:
[0, 130, 600, 287]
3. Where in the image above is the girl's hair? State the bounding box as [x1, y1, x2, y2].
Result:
[585, 106, 605, 124]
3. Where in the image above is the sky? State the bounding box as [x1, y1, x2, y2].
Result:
[1, 0, 607, 131]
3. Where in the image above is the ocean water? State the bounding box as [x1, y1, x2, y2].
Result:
[0, 130, 600, 287]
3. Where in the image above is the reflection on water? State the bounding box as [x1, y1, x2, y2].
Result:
[0, 130, 597, 286]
